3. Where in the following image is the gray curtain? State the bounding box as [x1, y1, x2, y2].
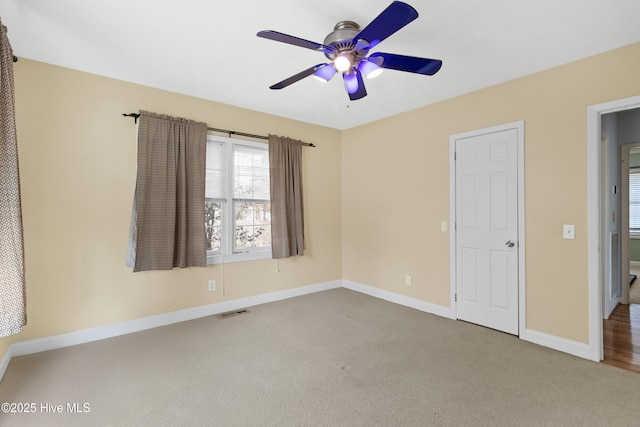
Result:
[128, 111, 208, 272]
[0, 20, 26, 337]
[268, 135, 305, 258]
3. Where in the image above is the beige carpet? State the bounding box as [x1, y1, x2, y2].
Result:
[1, 288, 640, 426]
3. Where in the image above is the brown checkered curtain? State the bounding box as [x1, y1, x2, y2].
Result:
[129, 111, 207, 272]
[0, 20, 26, 337]
[268, 135, 305, 258]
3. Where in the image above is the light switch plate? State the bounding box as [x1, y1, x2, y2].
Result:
[563, 225, 575, 240]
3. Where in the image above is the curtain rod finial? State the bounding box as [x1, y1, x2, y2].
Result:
[122, 113, 140, 124]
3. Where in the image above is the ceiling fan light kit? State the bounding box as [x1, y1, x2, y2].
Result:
[312, 64, 337, 83]
[343, 72, 359, 94]
[257, 1, 442, 100]
[333, 54, 353, 72]
[359, 59, 383, 79]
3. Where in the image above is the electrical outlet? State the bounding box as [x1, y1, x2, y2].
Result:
[405, 275, 412, 286]
[441, 221, 448, 232]
[563, 225, 575, 240]
[208, 280, 216, 291]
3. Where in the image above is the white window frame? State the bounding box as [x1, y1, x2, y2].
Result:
[630, 167, 640, 238]
[206, 134, 272, 265]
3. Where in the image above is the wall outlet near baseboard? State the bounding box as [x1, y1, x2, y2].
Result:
[405, 275, 412, 286]
[208, 280, 216, 291]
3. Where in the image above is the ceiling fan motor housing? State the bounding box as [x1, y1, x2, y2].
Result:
[323, 21, 368, 62]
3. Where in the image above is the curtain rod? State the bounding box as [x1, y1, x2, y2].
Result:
[122, 113, 315, 147]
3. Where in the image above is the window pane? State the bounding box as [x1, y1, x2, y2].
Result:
[206, 141, 226, 199]
[233, 145, 270, 200]
[234, 201, 271, 250]
[205, 199, 223, 253]
[630, 205, 640, 229]
[205, 136, 271, 260]
[631, 173, 640, 229]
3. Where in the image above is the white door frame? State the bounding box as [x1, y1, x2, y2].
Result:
[588, 95, 640, 362]
[449, 120, 526, 336]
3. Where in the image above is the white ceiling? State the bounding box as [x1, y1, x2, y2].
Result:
[3, 0, 640, 130]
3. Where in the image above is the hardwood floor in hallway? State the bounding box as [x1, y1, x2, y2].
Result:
[603, 303, 640, 373]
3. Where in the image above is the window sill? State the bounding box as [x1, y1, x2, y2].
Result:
[207, 250, 272, 265]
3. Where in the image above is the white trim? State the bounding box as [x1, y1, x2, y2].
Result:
[342, 280, 455, 319]
[1, 277, 606, 382]
[0, 345, 12, 381]
[449, 140, 457, 316]
[449, 120, 526, 336]
[588, 95, 640, 362]
[516, 122, 526, 337]
[0, 280, 453, 380]
[604, 297, 620, 319]
[6, 280, 341, 361]
[520, 329, 592, 360]
[208, 250, 272, 265]
[630, 260, 640, 268]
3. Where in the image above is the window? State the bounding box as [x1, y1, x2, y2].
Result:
[630, 169, 640, 235]
[205, 135, 271, 263]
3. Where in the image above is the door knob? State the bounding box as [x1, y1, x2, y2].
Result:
[506, 240, 515, 248]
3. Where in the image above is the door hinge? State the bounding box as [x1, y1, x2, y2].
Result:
[454, 293, 457, 303]
[454, 151, 457, 160]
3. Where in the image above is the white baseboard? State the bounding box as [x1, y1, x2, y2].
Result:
[0, 345, 12, 382]
[341, 280, 596, 362]
[342, 280, 455, 319]
[0, 278, 599, 381]
[520, 328, 594, 361]
[630, 261, 640, 268]
[2, 280, 341, 376]
[604, 297, 621, 320]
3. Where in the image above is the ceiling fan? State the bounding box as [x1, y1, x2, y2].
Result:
[257, 1, 442, 101]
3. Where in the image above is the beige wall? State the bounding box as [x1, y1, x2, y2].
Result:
[0, 59, 342, 355]
[2, 42, 640, 362]
[342, 42, 640, 343]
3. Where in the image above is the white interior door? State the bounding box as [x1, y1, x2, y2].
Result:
[599, 123, 621, 318]
[454, 128, 519, 335]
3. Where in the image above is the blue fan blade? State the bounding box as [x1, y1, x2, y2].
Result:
[353, 1, 418, 49]
[369, 52, 442, 75]
[257, 30, 333, 54]
[270, 64, 328, 89]
[344, 71, 367, 101]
